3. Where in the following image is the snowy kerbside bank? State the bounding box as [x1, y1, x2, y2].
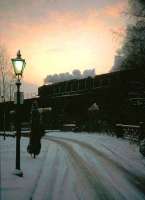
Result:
[0, 137, 49, 200]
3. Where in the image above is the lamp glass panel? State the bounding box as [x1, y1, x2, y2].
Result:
[13, 60, 24, 74]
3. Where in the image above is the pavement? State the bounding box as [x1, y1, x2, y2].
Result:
[0, 135, 49, 200]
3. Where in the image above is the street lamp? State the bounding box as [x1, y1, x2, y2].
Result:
[11, 50, 26, 177]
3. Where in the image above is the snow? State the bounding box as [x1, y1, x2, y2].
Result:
[0, 136, 49, 200]
[46, 132, 145, 175]
[1, 131, 145, 200]
[12, 169, 23, 177]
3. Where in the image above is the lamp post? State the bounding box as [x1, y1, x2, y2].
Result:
[11, 50, 26, 177]
[1, 95, 6, 140]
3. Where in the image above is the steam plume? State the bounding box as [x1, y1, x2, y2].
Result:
[44, 69, 96, 84]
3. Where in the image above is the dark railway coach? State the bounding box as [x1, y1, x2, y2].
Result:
[38, 68, 145, 131]
[0, 68, 145, 132]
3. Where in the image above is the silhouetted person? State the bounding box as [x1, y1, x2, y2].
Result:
[27, 101, 41, 158]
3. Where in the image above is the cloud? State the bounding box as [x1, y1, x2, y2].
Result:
[0, 0, 127, 85]
[100, 1, 126, 17]
[0, 1, 126, 41]
[0, 0, 125, 20]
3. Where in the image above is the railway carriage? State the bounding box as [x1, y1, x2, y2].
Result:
[0, 68, 145, 131]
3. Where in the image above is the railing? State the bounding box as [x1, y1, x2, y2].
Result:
[116, 123, 141, 143]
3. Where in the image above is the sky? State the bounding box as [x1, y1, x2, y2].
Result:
[0, 0, 127, 87]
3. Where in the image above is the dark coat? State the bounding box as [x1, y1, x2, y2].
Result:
[27, 109, 42, 156]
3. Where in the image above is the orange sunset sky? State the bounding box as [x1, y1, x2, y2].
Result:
[0, 0, 127, 89]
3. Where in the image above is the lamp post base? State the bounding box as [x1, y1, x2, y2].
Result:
[12, 169, 23, 177]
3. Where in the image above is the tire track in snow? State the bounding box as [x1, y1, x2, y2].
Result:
[30, 144, 66, 200]
[41, 148, 62, 200]
[48, 137, 120, 200]
[45, 135, 145, 198]
[29, 143, 49, 200]
[31, 143, 77, 200]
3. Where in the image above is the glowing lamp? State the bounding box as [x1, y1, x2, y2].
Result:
[11, 50, 26, 78]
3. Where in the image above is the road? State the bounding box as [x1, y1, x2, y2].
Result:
[32, 132, 145, 200]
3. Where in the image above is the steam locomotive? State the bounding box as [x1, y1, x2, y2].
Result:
[38, 68, 145, 131]
[0, 68, 145, 131]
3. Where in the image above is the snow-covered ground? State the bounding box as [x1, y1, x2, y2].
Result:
[1, 131, 145, 200]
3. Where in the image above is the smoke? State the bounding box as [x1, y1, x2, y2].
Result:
[129, 0, 145, 18]
[111, 0, 145, 72]
[83, 69, 96, 77]
[44, 69, 96, 84]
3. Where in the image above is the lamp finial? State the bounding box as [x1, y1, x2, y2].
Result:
[17, 50, 21, 58]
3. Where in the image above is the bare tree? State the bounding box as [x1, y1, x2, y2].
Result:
[0, 45, 15, 102]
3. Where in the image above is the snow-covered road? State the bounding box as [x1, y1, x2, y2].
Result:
[32, 132, 145, 200]
[1, 132, 145, 200]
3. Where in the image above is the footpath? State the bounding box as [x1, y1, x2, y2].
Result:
[0, 135, 49, 200]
